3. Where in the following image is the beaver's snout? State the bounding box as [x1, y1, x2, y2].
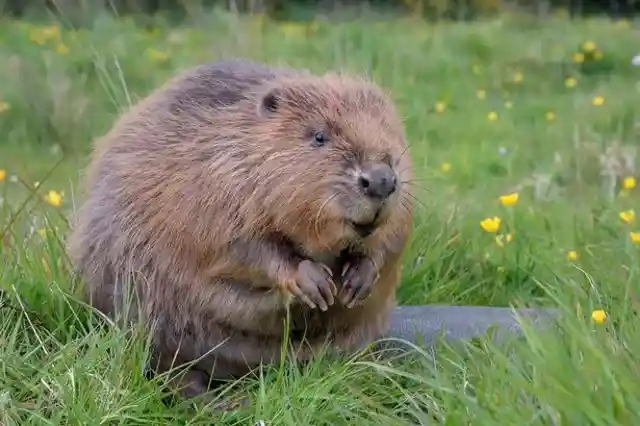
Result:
[357, 163, 397, 200]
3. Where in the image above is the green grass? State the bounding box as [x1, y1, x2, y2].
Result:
[1, 8, 640, 425]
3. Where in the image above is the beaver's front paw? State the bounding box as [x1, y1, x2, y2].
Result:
[340, 256, 379, 308]
[286, 259, 337, 311]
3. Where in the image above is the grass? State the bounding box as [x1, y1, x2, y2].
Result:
[1, 7, 640, 425]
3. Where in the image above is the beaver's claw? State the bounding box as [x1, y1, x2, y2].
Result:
[340, 256, 379, 308]
[287, 259, 337, 311]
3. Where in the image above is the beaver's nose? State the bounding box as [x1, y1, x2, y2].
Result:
[358, 163, 397, 200]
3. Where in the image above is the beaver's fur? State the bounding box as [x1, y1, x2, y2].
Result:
[67, 58, 414, 401]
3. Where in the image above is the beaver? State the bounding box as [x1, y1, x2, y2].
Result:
[66, 58, 414, 402]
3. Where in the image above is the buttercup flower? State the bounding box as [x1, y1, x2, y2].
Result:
[435, 102, 446, 113]
[499, 192, 519, 206]
[38, 226, 60, 238]
[620, 209, 635, 224]
[567, 250, 579, 261]
[56, 43, 69, 55]
[44, 190, 63, 207]
[440, 162, 451, 173]
[512, 72, 524, 83]
[630, 232, 640, 244]
[591, 309, 606, 324]
[582, 40, 596, 53]
[592, 96, 605, 106]
[476, 89, 486, 100]
[564, 77, 577, 88]
[0, 169, 6, 182]
[0, 101, 10, 113]
[487, 111, 498, 121]
[546, 111, 556, 121]
[278, 22, 309, 38]
[495, 233, 513, 247]
[573, 52, 585, 63]
[146, 48, 169, 62]
[480, 216, 501, 233]
[623, 176, 636, 190]
[615, 19, 630, 29]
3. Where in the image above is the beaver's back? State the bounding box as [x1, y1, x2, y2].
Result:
[67, 59, 300, 317]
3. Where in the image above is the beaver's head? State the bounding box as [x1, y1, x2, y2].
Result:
[248, 73, 412, 253]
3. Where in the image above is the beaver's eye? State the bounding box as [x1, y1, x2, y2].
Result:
[312, 131, 329, 148]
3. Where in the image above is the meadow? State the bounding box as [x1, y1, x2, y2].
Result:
[1, 7, 640, 425]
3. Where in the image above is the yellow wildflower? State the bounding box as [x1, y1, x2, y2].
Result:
[41, 25, 60, 39]
[582, 40, 597, 53]
[146, 48, 169, 62]
[278, 22, 308, 38]
[480, 216, 501, 233]
[620, 209, 635, 224]
[623, 176, 636, 190]
[567, 250, 579, 261]
[44, 190, 63, 207]
[0, 169, 5, 182]
[487, 111, 498, 121]
[591, 309, 606, 324]
[592, 96, 605, 106]
[476, 89, 486, 100]
[546, 111, 556, 121]
[28, 24, 60, 46]
[0, 101, 10, 113]
[615, 19, 630, 29]
[499, 192, 519, 206]
[495, 233, 513, 247]
[573, 52, 585, 63]
[564, 77, 577, 88]
[29, 30, 47, 45]
[512, 72, 524, 83]
[440, 162, 451, 173]
[435, 102, 446, 113]
[630, 232, 640, 244]
[56, 43, 69, 55]
[38, 226, 59, 238]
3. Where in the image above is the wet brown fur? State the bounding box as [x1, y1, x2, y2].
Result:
[66, 58, 414, 402]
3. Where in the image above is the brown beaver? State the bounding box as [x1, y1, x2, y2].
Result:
[66, 58, 414, 402]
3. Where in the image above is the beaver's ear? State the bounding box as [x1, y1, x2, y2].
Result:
[259, 88, 281, 115]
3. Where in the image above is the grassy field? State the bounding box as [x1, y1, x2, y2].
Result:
[1, 8, 640, 425]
